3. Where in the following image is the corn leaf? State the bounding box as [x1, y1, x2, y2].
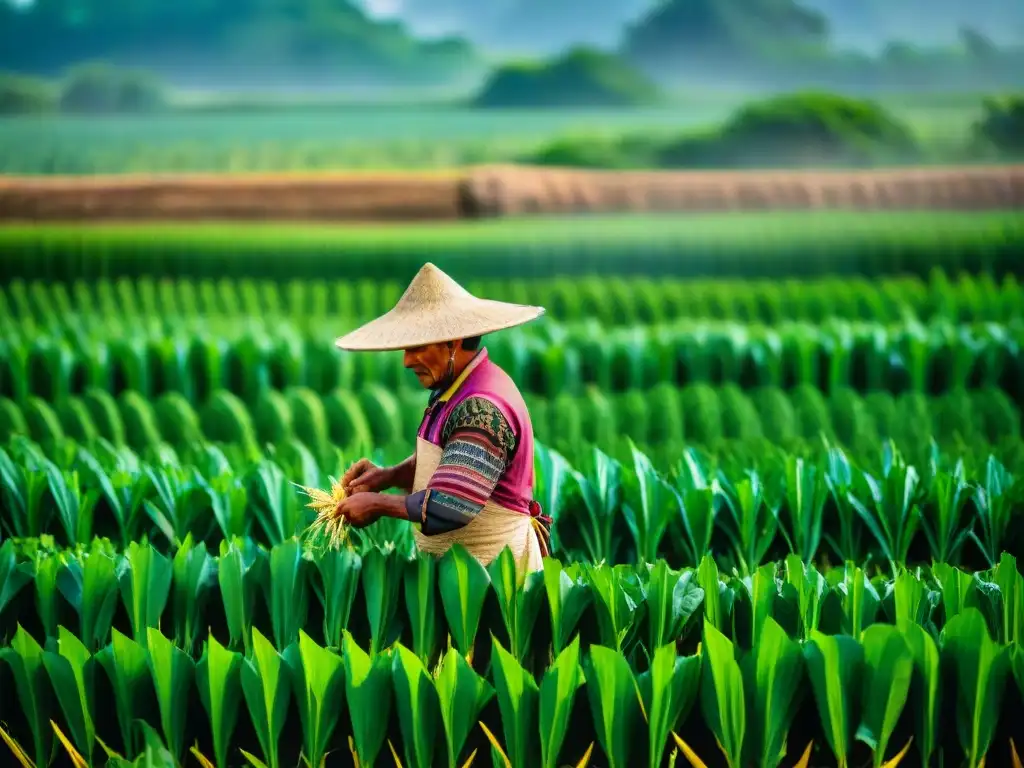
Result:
[489, 636, 539, 768]
[488, 547, 545, 663]
[439, 543, 491, 659]
[240, 628, 290, 768]
[265, 538, 309, 652]
[196, 634, 243, 768]
[56, 546, 120, 652]
[146, 626, 194, 764]
[942, 608, 1010, 767]
[636, 643, 700, 768]
[392, 644, 442, 768]
[41, 626, 97, 763]
[313, 548, 361, 650]
[117, 542, 173, 650]
[539, 634, 584, 768]
[897, 621, 940, 768]
[0, 540, 33, 618]
[362, 546, 403, 656]
[584, 644, 641, 768]
[171, 535, 216, 656]
[856, 625, 913, 768]
[698, 622, 745, 768]
[0, 624, 54, 768]
[341, 631, 392, 767]
[435, 646, 494, 768]
[743, 617, 805, 768]
[218, 538, 266, 656]
[643, 560, 704, 653]
[282, 630, 345, 768]
[96, 629, 152, 759]
[586, 563, 644, 653]
[836, 565, 880, 641]
[992, 552, 1023, 645]
[805, 631, 864, 768]
[543, 559, 591, 656]
[34, 553, 61, 640]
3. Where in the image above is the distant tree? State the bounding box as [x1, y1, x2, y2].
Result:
[974, 96, 1024, 155]
[0, 72, 55, 113]
[59, 63, 165, 113]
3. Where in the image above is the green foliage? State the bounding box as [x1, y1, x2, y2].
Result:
[0, 72, 55, 114]
[58, 63, 166, 114]
[974, 95, 1024, 155]
[474, 46, 661, 108]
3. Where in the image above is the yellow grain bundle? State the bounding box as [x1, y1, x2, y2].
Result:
[294, 477, 349, 548]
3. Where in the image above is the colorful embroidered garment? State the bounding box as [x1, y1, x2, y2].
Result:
[404, 348, 548, 547]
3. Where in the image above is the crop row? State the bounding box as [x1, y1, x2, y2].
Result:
[3, 270, 1022, 328]
[1, 539, 1022, 767]
[4, 318, 1023, 403]
[2, 379, 1022, 476]
[1, 212, 1021, 282]
[1, 426, 1020, 570]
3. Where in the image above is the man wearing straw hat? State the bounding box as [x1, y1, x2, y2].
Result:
[331, 262, 552, 574]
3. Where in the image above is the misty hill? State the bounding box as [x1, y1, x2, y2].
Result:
[0, 0, 483, 90]
[473, 47, 661, 107]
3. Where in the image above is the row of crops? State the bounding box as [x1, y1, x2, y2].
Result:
[2, 212, 1023, 767]
[1, 213, 1021, 282]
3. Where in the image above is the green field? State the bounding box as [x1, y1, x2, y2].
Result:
[1, 210, 1023, 766]
[0, 98, 988, 174]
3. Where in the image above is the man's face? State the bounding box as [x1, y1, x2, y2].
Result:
[403, 343, 450, 389]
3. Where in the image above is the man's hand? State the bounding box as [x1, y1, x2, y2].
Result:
[342, 458, 394, 495]
[335, 493, 383, 529]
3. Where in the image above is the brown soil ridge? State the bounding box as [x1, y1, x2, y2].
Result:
[462, 164, 1024, 216]
[0, 164, 1021, 221]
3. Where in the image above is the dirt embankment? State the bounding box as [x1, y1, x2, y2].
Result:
[0, 164, 1021, 222]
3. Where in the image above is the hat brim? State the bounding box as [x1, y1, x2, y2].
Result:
[334, 299, 545, 351]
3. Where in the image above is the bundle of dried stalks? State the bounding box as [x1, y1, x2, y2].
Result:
[294, 478, 349, 548]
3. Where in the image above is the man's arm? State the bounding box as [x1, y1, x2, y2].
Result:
[404, 396, 516, 534]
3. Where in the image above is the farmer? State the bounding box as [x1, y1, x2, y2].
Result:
[331, 262, 551, 573]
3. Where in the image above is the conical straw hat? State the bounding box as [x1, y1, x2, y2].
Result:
[335, 263, 545, 351]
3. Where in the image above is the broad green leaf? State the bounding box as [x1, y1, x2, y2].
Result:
[240, 628, 290, 768]
[804, 631, 864, 768]
[782, 555, 827, 641]
[118, 542, 173, 650]
[217, 538, 266, 655]
[539, 635, 584, 768]
[438, 543, 491, 659]
[403, 553, 441, 666]
[586, 563, 644, 653]
[146, 626, 195, 764]
[698, 622, 745, 768]
[636, 644, 699, 768]
[584, 645, 641, 768]
[856, 625, 913, 768]
[743, 617, 804, 768]
[992, 552, 1023, 645]
[392, 644, 442, 768]
[489, 636, 540, 768]
[543, 559, 591, 655]
[697, 555, 734, 633]
[341, 631, 392, 767]
[898, 621, 940, 768]
[315, 548, 361, 650]
[42, 626, 97, 762]
[1, 625, 54, 767]
[837, 565, 880, 641]
[96, 629, 151, 759]
[282, 631, 345, 768]
[489, 547, 545, 663]
[196, 635, 243, 768]
[362, 547, 402, 655]
[942, 608, 1010, 767]
[644, 561, 704, 652]
[171, 535, 216, 656]
[0, 540, 32, 619]
[56, 547, 119, 653]
[34, 552, 61, 640]
[435, 647, 494, 768]
[266, 538, 309, 652]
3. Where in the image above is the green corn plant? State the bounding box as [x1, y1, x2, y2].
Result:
[804, 631, 864, 768]
[438, 543, 491, 662]
[856, 624, 913, 767]
[196, 635, 244, 768]
[249, 460, 304, 547]
[171, 535, 216, 656]
[117, 541, 173, 650]
[403, 553, 442, 666]
[585, 563, 645, 654]
[539, 635, 587, 768]
[781, 555, 828, 641]
[483, 636, 540, 768]
[572, 446, 622, 565]
[898, 620, 940, 768]
[970, 456, 1017, 568]
[991, 553, 1023, 645]
[218, 537, 267, 656]
[1, 625, 55, 768]
[641, 560, 703, 655]
[435, 646, 494, 768]
[44, 461, 98, 548]
[391, 644, 442, 768]
[76, 445, 149, 548]
[542, 558, 592, 656]
[341, 631, 392, 768]
[836, 564, 880, 641]
[941, 608, 1010, 767]
[584, 644, 643, 768]
[361, 546, 402, 656]
[0, 444, 52, 538]
[265, 538, 309, 652]
[670, 448, 718, 568]
[146, 626, 195, 765]
[622, 440, 679, 565]
[779, 456, 829, 565]
[488, 547, 545, 664]
[56, 543, 120, 652]
[719, 470, 778, 576]
[822, 445, 864, 564]
[240, 628, 291, 768]
[96, 629, 152, 760]
[313, 547, 361, 650]
[282, 630, 346, 768]
[534, 442, 573, 555]
[919, 459, 972, 564]
[636, 643, 700, 768]
[0, 539, 33, 630]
